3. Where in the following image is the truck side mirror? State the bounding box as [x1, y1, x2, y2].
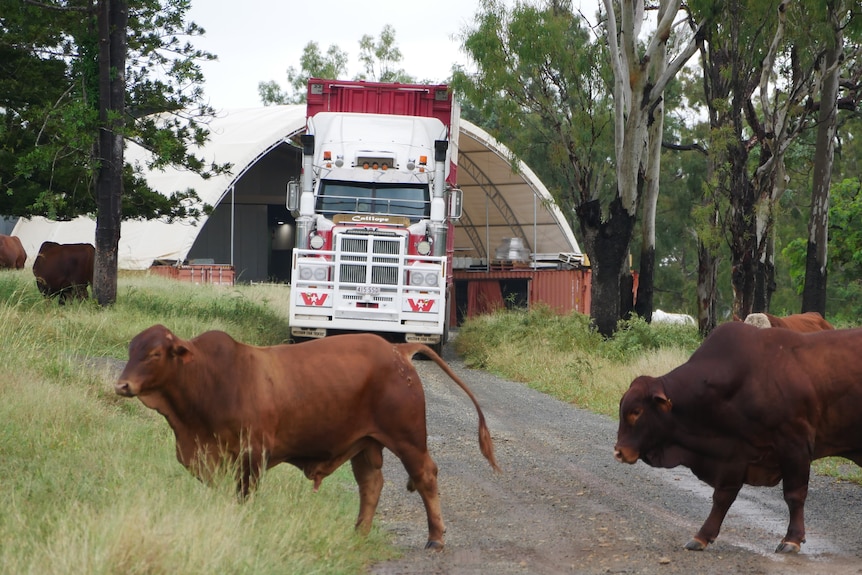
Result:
[287, 180, 299, 212]
[448, 188, 463, 220]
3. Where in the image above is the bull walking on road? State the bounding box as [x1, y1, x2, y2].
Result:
[115, 327, 500, 550]
[615, 321, 862, 553]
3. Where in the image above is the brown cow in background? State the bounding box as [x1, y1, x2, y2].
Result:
[0, 234, 27, 269]
[743, 311, 834, 332]
[115, 327, 500, 550]
[33, 241, 95, 304]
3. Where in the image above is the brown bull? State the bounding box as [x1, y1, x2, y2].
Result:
[743, 311, 834, 332]
[114, 327, 500, 549]
[615, 321, 862, 554]
[0, 234, 26, 269]
[33, 241, 95, 304]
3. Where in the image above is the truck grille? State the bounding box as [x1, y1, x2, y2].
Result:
[337, 234, 404, 286]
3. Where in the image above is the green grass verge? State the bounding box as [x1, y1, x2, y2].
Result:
[0, 270, 396, 574]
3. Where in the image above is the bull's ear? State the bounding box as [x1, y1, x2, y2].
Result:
[653, 392, 673, 413]
[165, 328, 192, 363]
[166, 334, 193, 364]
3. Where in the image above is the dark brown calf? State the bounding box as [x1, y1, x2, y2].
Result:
[33, 241, 95, 304]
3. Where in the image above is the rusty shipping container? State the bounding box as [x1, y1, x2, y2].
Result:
[452, 268, 591, 325]
[149, 264, 235, 286]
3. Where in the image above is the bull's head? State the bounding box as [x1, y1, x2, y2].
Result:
[114, 324, 192, 397]
[613, 375, 673, 465]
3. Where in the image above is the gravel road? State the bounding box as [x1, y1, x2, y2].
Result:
[367, 344, 862, 575]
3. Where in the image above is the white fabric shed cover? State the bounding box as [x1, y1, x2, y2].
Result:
[13, 105, 581, 270]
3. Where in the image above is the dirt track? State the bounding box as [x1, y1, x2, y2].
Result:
[367, 345, 862, 575]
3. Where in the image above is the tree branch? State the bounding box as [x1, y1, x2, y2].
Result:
[22, 0, 90, 12]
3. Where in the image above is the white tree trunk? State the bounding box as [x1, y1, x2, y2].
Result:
[602, 0, 701, 215]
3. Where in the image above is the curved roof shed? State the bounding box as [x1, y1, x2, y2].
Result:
[13, 106, 581, 281]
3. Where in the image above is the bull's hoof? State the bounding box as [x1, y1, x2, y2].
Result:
[684, 538, 707, 551]
[775, 540, 801, 554]
[424, 540, 444, 551]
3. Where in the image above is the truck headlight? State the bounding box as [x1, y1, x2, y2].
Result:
[425, 272, 438, 287]
[298, 263, 328, 282]
[410, 271, 425, 286]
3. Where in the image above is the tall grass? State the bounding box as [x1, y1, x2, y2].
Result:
[455, 305, 700, 416]
[0, 270, 395, 574]
[453, 304, 862, 484]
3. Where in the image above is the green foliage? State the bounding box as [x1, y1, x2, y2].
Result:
[453, 0, 615, 217]
[782, 178, 862, 322]
[457, 304, 602, 365]
[262, 41, 350, 105]
[782, 237, 807, 295]
[0, 0, 229, 221]
[261, 25, 417, 106]
[605, 316, 702, 361]
[116, 276, 292, 346]
[357, 25, 412, 83]
[0, 271, 396, 573]
[825, 178, 862, 280]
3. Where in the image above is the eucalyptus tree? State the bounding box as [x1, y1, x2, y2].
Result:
[602, 0, 703, 326]
[259, 25, 414, 106]
[582, 0, 704, 335]
[2, 0, 229, 304]
[802, 1, 862, 315]
[785, 177, 862, 322]
[452, 0, 617, 333]
[690, 0, 782, 322]
[642, 82, 710, 317]
[259, 41, 349, 105]
[690, 0, 860, 321]
[357, 24, 414, 83]
[455, 0, 704, 336]
[745, 0, 860, 315]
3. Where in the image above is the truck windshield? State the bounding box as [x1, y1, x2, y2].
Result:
[317, 181, 430, 219]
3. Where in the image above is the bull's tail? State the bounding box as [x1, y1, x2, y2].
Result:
[399, 343, 501, 473]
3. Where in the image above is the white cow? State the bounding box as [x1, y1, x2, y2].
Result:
[652, 309, 697, 326]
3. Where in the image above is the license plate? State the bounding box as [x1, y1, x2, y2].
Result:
[356, 286, 380, 295]
[291, 327, 327, 338]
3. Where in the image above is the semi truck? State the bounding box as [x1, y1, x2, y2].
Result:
[287, 78, 462, 353]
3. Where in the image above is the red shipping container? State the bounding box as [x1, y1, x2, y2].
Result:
[149, 264, 235, 286]
[305, 78, 452, 128]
